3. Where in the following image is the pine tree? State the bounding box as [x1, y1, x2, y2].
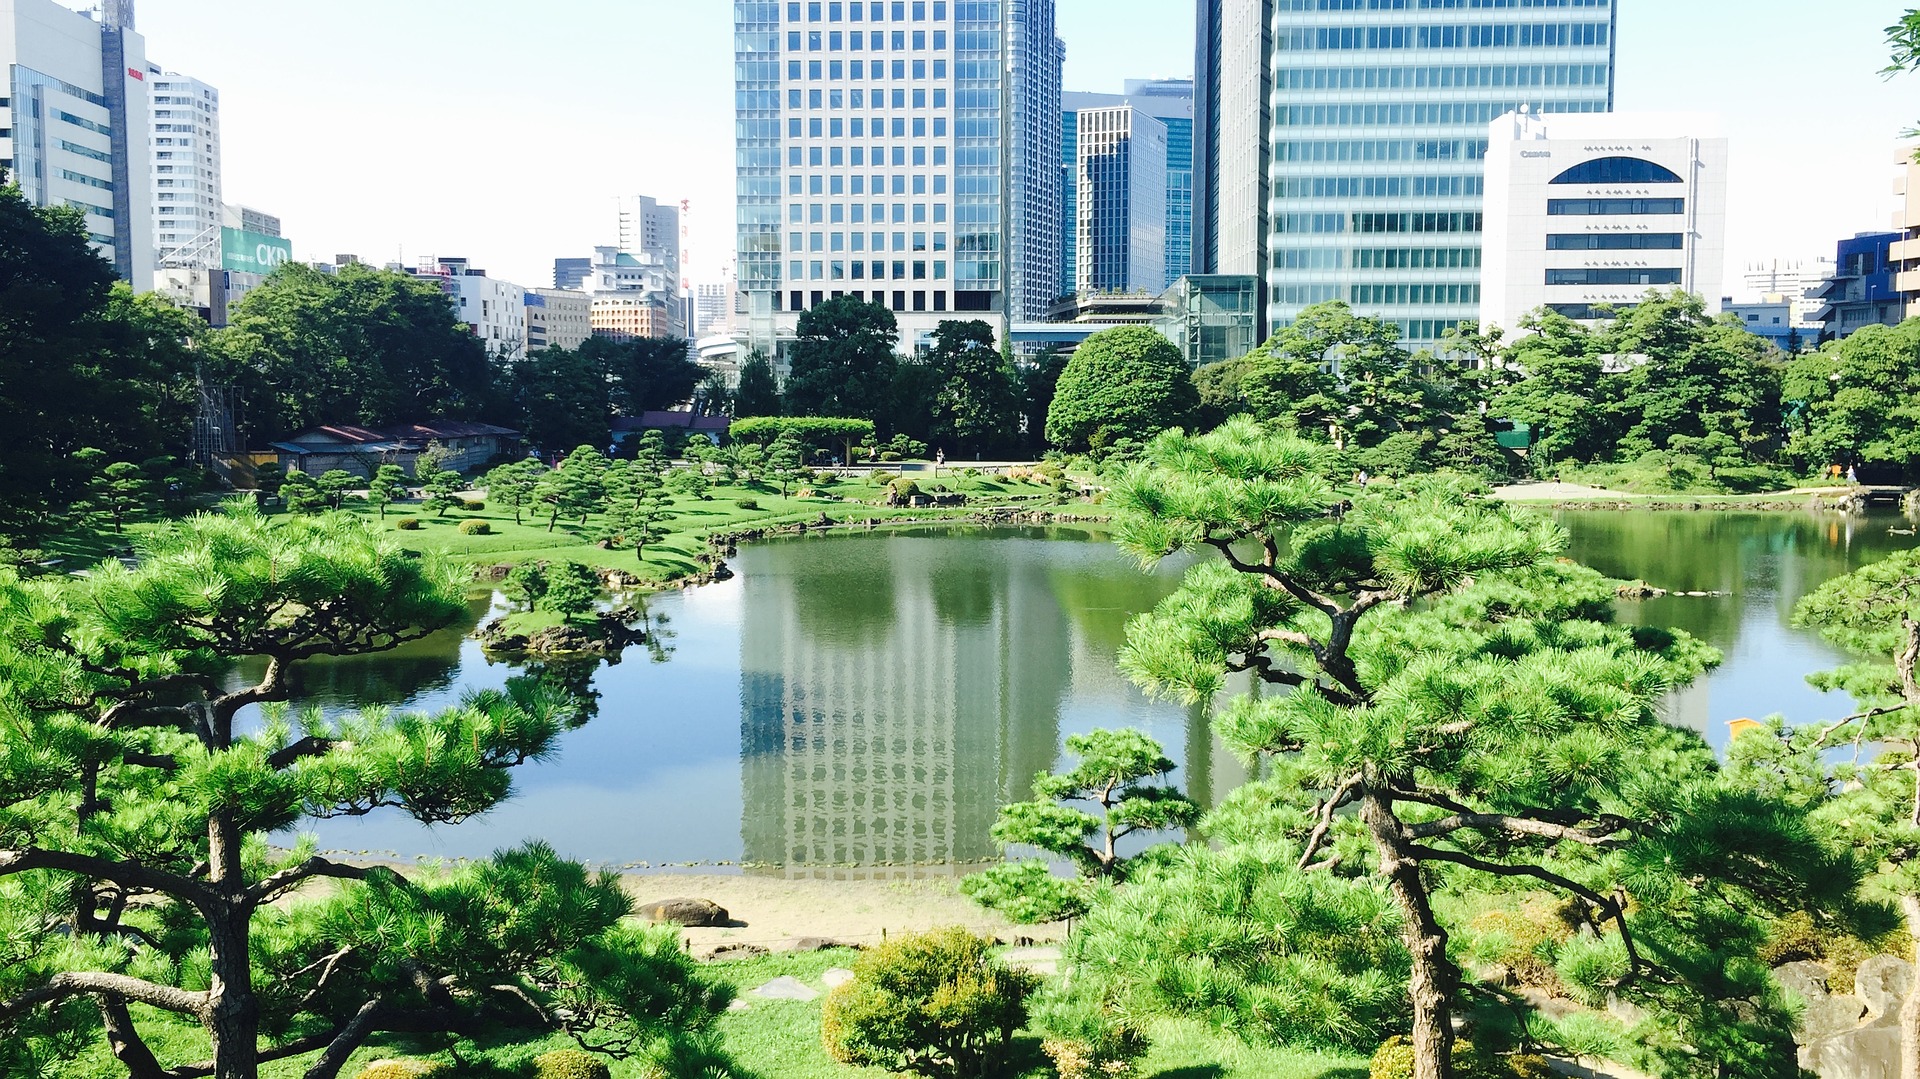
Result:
[367, 463, 408, 519]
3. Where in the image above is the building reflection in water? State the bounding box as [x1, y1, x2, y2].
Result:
[739, 533, 1081, 880]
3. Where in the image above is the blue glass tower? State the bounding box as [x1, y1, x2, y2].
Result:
[1060, 79, 1193, 297]
[1264, 1, 1618, 348]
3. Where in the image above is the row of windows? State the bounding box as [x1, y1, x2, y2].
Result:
[1279, 0, 1607, 9]
[1274, 211, 1485, 234]
[57, 111, 112, 137]
[1350, 283, 1481, 304]
[790, 230, 949, 251]
[791, 201, 950, 224]
[1351, 245, 1482, 268]
[791, 259, 950, 281]
[1547, 303, 1631, 319]
[1274, 62, 1609, 90]
[788, 29, 947, 50]
[57, 140, 110, 163]
[1545, 232, 1683, 250]
[788, 144, 949, 168]
[65, 198, 113, 219]
[1273, 175, 1483, 198]
[1548, 156, 1684, 184]
[786, 86, 948, 109]
[789, 58, 948, 79]
[1277, 102, 1554, 128]
[1546, 198, 1685, 215]
[781, 289, 992, 317]
[1545, 268, 1683, 285]
[1283, 22, 1609, 51]
[788, 115, 948, 138]
[59, 170, 112, 192]
[786, 1, 947, 21]
[1273, 137, 1489, 162]
[790, 173, 946, 197]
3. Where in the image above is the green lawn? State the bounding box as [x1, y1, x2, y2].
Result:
[68, 947, 1366, 1079]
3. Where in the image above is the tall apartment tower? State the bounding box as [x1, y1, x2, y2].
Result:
[2, 0, 153, 284]
[1061, 79, 1193, 296]
[1075, 105, 1166, 295]
[1261, 5, 1617, 346]
[149, 68, 221, 270]
[1193, 0, 1271, 295]
[618, 195, 681, 286]
[1895, 142, 1919, 321]
[733, 0, 1064, 356]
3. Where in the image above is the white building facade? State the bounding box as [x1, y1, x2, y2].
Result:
[1479, 111, 1727, 335]
[1074, 104, 1165, 295]
[732, 0, 1064, 357]
[525, 287, 592, 352]
[2, 0, 152, 284]
[409, 258, 528, 360]
[148, 66, 218, 270]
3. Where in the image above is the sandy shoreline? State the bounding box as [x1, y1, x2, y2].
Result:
[615, 871, 1067, 954]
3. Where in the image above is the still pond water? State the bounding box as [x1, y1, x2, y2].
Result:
[282, 511, 1920, 877]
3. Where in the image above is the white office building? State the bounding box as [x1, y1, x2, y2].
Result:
[409, 258, 528, 360]
[1479, 110, 1727, 335]
[733, 0, 1064, 356]
[2, 0, 151, 284]
[147, 66, 218, 270]
[525, 287, 592, 353]
[1075, 104, 1166, 295]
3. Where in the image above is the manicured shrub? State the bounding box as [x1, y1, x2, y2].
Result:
[456, 519, 491, 535]
[733, 498, 759, 510]
[1370, 1036, 1559, 1079]
[1034, 983, 1149, 1079]
[395, 518, 422, 531]
[532, 1048, 611, 1079]
[880, 450, 903, 462]
[1466, 907, 1570, 994]
[352, 1061, 445, 1079]
[461, 498, 486, 511]
[870, 471, 897, 485]
[822, 926, 1039, 1078]
[889, 479, 921, 499]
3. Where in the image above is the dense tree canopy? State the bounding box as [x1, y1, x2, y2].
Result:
[1108, 419, 1858, 1079]
[1045, 326, 1199, 452]
[214, 263, 497, 441]
[926, 320, 1019, 456]
[786, 297, 898, 425]
[732, 351, 782, 419]
[0, 177, 202, 536]
[1782, 319, 1920, 479]
[0, 507, 734, 1078]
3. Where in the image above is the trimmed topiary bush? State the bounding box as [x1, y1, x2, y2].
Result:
[733, 498, 759, 510]
[457, 518, 491, 535]
[461, 498, 486, 511]
[532, 1048, 611, 1079]
[352, 1061, 446, 1079]
[1369, 1036, 1548, 1079]
[395, 518, 422, 531]
[822, 926, 1039, 1078]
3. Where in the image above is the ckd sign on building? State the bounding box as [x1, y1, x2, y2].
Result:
[221, 228, 293, 274]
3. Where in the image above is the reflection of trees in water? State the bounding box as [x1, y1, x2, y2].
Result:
[518, 659, 603, 727]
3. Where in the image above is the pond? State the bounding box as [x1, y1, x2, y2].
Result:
[278, 511, 1919, 877]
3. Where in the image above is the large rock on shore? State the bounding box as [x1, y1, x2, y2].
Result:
[638, 896, 730, 927]
[1789, 955, 1910, 1079]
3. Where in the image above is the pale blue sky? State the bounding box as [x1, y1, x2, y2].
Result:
[127, 0, 1916, 293]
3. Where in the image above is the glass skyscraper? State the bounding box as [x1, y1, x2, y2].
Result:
[732, 0, 1062, 354]
[1060, 80, 1193, 298]
[1264, 1, 1617, 347]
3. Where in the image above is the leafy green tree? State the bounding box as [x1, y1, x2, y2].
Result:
[732, 442, 767, 488]
[766, 433, 806, 497]
[579, 335, 704, 419]
[511, 345, 613, 454]
[542, 560, 602, 622]
[535, 447, 608, 532]
[786, 297, 898, 423]
[483, 458, 545, 525]
[1782, 320, 1920, 478]
[0, 178, 200, 536]
[733, 350, 782, 419]
[1609, 292, 1783, 461]
[729, 417, 874, 466]
[930, 321, 1018, 456]
[602, 454, 676, 563]
[315, 470, 358, 511]
[822, 927, 1039, 1079]
[367, 463, 408, 519]
[1109, 419, 1857, 1079]
[1489, 311, 1614, 468]
[1045, 326, 1199, 452]
[503, 560, 550, 611]
[88, 459, 157, 533]
[1765, 550, 1920, 1072]
[216, 262, 496, 440]
[964, 729, 1197, 923]
[692, 371, 732, 417]
[1016, 346, 1071, 452]
[279, 469, 328, 515]
[252, 461, 286, 498]
[421, 469, 465, 517]
[0, 507, 729, 1079]
[1064, 843, 1409, 1052]
[666, 466, 710, 501]
[1888, 9, 1920, 144]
